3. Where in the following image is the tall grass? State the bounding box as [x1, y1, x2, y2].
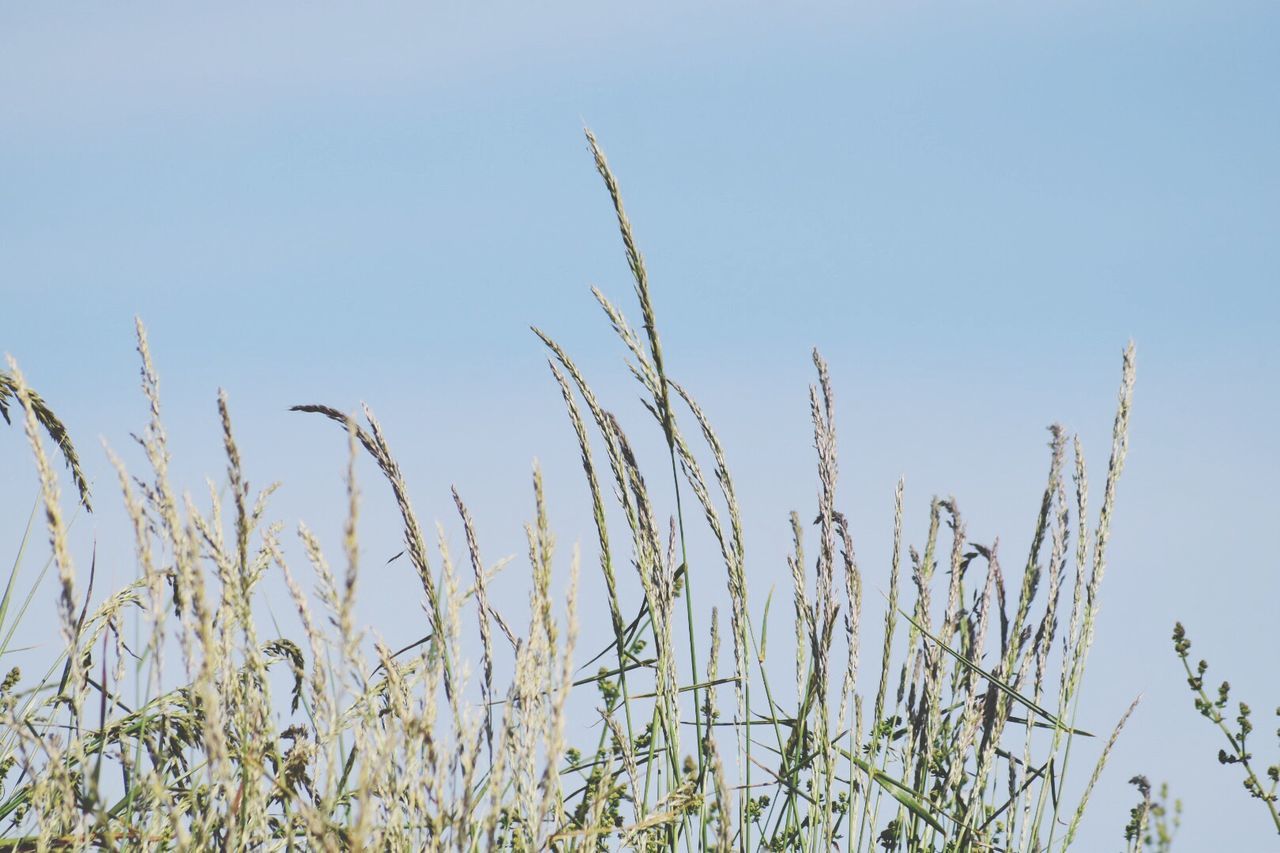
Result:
[0, 131, 1140, 851]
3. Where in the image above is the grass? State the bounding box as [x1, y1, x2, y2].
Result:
[0, 130, 1163, 851]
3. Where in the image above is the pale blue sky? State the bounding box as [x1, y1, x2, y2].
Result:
[3, 3, 1278, 848]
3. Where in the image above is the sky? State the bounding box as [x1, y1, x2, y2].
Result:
[2, 2, 1279, 848]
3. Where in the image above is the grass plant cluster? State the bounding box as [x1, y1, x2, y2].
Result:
[1, 132, 1257, 851]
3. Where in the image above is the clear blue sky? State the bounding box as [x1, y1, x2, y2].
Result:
[3, 3, 1278, 848]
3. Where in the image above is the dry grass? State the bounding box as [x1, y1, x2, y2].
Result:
[0, 131, 1145, 851]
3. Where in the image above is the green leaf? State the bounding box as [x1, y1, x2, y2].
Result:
[899, 608, 1092, 737]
